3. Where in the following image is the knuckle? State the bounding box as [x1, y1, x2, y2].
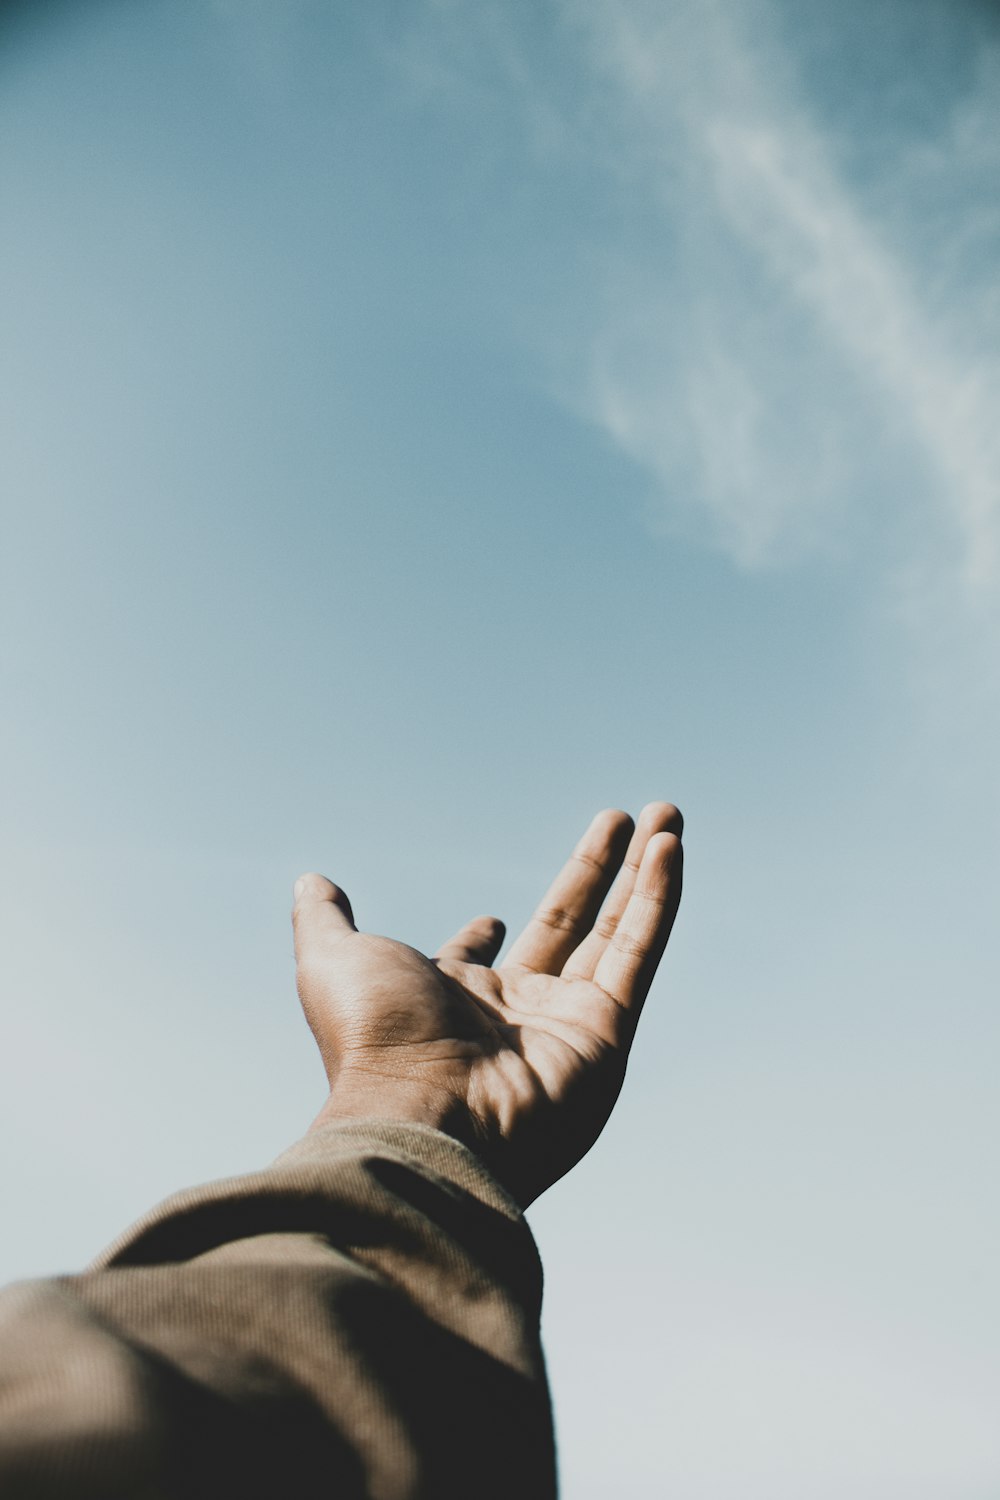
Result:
[572, 848, 609, 874]
[536, 906, 579, 934]
[611, 929, 646, 961]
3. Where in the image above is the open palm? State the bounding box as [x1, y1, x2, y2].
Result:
[293, 804, 683, 1205]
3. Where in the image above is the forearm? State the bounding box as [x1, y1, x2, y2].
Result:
[0, 1121, 556, 1499]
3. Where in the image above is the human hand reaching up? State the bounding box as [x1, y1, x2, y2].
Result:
[293, 803, 683, 1206]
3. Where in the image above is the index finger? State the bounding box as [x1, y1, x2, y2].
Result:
[563, 801, 683, 981]
[502, 809, 634, 974]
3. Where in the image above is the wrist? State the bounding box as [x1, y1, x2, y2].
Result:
[308, 1075, 476, 1148]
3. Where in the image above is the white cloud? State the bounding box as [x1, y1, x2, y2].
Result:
[566, 0, 1000, 600]
[707, 114, 1000, 589]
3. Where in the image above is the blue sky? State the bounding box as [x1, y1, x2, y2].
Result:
[2, 2, 999, 1495]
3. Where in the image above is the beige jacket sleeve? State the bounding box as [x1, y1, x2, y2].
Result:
[0, 1120, 557, 1499]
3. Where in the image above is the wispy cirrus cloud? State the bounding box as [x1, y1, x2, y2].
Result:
[569, 0, 1000, 600]
[708, 113, 1000, 589]
[207, 0, 1000, 599]
[211, 0, 1000, 734]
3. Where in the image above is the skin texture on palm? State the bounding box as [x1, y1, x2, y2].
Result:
[293, 803, 684, 1207]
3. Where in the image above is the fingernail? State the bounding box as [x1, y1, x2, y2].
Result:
[294, 877, 307, 901]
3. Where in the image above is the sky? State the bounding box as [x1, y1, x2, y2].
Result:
[1, 1, 999, 1495]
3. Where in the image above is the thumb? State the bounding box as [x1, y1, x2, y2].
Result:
[291, 873, 357, 959]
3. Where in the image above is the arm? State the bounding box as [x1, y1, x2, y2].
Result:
[0, 803, 683, 1499]
[0, 1122, 552, 1499]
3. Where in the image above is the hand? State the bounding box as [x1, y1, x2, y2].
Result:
[292, 803, 683, 1206]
